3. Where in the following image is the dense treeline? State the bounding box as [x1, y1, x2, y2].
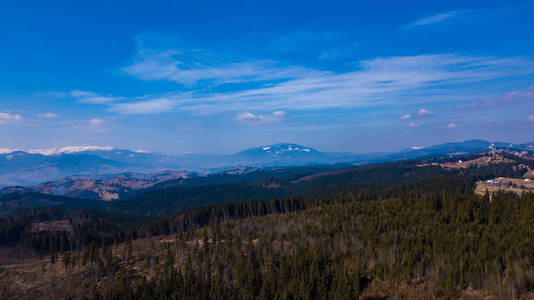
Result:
[144, 175, 473, 237]
[72, 190, 534, 299]
[0, 207, 149, 254]
[0, 174, 471, 255]
[0, 192, 107, 215]
[110, 183, 286, 217]
[110, 160, 523, 217]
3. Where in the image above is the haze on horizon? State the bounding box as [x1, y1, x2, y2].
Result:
[1, 0, 534, 154]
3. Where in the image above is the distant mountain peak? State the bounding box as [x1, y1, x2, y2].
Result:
[228, 143, 326, 167]
[259, 143, 315, 154]
[0, 146, 152, 156]
[30, 146, 115, 155]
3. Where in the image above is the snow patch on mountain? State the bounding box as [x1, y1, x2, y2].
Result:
[133, 149, 151, 154]
[1, 146, 117, 156]
[0, 148, 18, 154]
[28, 148, 60, 155]
[260, 143, 315, 154]
[57, 146, 115, 154]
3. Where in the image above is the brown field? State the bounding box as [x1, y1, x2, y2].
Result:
[441, 155, 514, 169]
[475, 177, 534, 197]
[524, 168, 534, 179]
[30, 220, 72, 233]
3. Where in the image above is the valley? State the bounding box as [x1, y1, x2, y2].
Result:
[1, 141, 534, 299]
[1, 139, 534, 299]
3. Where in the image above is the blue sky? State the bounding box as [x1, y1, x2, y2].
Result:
[1, 0, 534, 154]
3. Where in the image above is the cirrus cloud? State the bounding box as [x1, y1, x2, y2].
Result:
[115, 53, 534, 115]
[418, 108, 434, 116]
[109, 98, 176, 114]
[123, 50, 311, 87]
[235, 110, 287, 125]
[53, 50, 534, 119]
[68, 118, 110, 134]
[70, 90, 124, 104]
[0, 112, 22, 124]
[37, 112, 59, 119]
[401, 10, 466, 30]
[445, 123, 462, 129]
[457, 85, 534, 109]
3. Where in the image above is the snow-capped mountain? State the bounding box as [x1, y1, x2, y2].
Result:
[0, 150, 131, 186]
[229, 143, 326, 164]
[1, 140, 533, 187]
[0, 143, 350, 186]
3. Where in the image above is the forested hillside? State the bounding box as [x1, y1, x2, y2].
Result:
[90, 191, 534, 300]
[1, 159, 533, 299]
[109, 159, 525, 216]
[0, 192, 107, 215]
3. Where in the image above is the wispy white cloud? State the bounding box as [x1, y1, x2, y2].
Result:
[235, 112, 262, 121]
[526, 115, 534, 122]
[400, 108, 434, 120]
[445, 123, 462, 129]
[0, 112, 22, 124]
[86, 118, 110, 133]
[402, 10, 465, 29]
[49, 51, 532, 117]
[457, 85, 534, 109]
[456, 101, 480, 109]
[123, 50, 311, 86]
[33, 91, 67, 98]
[109, 98, 175, 114]
[70, 90, 123, 104]
[235, 110, 287, 125]
[116, 53, 534, 115]
[418, 108, 434, 116]
[408, 122, 419, 128]
[70, 90, 97, 98]
[89, 118, 106, 126]
[37, 112, 59, 119]
[272, 110, 286, 117]
[319, 42, 359, 60]
[68, 118, 110, 134]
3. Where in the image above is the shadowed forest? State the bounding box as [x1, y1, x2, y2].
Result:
[1, 160, 534, 299]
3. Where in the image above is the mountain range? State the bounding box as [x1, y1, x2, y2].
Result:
[1, 140, 532, 189]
